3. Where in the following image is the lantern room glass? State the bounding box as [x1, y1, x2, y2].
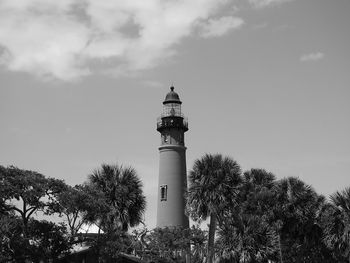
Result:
[163, 103, 181, 117]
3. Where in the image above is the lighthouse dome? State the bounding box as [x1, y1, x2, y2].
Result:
[163, 86, 182, 104]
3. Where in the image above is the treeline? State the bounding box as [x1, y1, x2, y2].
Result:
[185, 154, 350, 263]
[1, 154, 349, 263]
[0, 164, 146, 262]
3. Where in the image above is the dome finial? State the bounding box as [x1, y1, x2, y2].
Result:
[163, 85, 181, 104]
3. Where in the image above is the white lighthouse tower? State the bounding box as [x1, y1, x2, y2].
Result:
[156, 86, 189, 228]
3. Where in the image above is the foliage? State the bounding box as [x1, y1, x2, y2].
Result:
[0, 214, 18, 262]
[86, 163, 146, 232]
[0, 214, 70, 262]
[187, 153, 242, 263]
[26, 219, 71, 261]
[57, 184, 93, 236]
[66, 163, 147, 261]
[134, 226, 207, 263]
[217, 214, 279, 263]
[216, 169, 279, 263]
[0, 165, 71, 262]
[213, 169, 339, 263]
[91, 229, 134, 261]
[272, 177, 332, 262]
[187, 154, 242, 222]
[0, 165, 67, 235]
[1, 159, 350, 263]
[190, 225, 208, 263]
[322, 187, 350, 262]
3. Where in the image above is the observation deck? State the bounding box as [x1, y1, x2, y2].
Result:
[157, 113, 188, 132]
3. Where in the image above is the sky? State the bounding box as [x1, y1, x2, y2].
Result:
[0, 0, 349, 228]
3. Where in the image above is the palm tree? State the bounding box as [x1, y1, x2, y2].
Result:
[324, 187, 350, 262]
[187, 154, 241, 263]
[88, 163, 146, 232]
[216, 169, 279, 263]
[273, 177, 326, 262]
[216, 213, 279, 263]
[238, 169, 276, 217]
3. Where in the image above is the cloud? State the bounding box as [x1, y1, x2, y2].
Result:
[300, 52, 325, 62]
[248, 0, 292, 8]
[198, 16, 244, 38]
[0, 0, 242, 81]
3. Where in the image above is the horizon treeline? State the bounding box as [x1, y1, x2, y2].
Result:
[0, 154, 349, 263]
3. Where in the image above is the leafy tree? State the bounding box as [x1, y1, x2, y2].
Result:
[26, 219, 71, 262]
[0, 165, 71, 262]
[0, 214, 70, 263]
[92, 229, 134, 261]
[0, 213, 18, 262]
[323, 187, 350, 262]
[134, 226, 207, 263]
[0, 165, 67, 236]
[190, 225, 208, 263]
[145, 227, 190, 263]
[187, 154, 241, 263]
[57, 184, 93, 236]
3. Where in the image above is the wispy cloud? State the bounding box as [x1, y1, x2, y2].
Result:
[0, 0, 293, 81]
[198, 16, 244, 38]
[300, 52, 325, 62]
[248, 0, 292, 8]
[0, 0, 239, 81]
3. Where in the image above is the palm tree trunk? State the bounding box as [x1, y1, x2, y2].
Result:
[206, 213, 217, 263]
[278, 233, 283, 263]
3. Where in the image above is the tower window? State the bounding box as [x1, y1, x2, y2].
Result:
[160, 185, 167, 201]
[163, 134, 169, 143]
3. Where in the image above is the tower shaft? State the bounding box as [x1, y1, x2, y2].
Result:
[157, 145, 188, 228]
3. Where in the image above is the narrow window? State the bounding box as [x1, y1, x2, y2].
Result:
[163, 134, 168, 143]
[160, 185, 167, 201]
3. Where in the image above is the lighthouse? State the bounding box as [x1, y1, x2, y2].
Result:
[156, 86, 189, 228]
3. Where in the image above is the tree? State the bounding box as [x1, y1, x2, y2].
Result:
[26, 219, 71, 262]
[0, 214, 70, 263]
[0, 166, 71, 262]
[190, 225, 208, 263]
[323, 187, 350, 262]
[217, 214, 279, 263]
[134, 226, 207, 263]
[57, 184, 93, 236]
[216, 169, 279, 263]
[144, 227, 190, 263]
[0, 165, 67, 236]
[273, 177, 330, 263]
[0, 213, 18, 262]
[187, 154, 241, 263]
[236, 169, 277, 219]
[84, 163, 146, 260]
[87, 163, 146, 232]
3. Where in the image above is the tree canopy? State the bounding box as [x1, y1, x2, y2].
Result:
[1, 156, 350, 263]
[0, 165, 70, 262]
[187, 153, 242, 263]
